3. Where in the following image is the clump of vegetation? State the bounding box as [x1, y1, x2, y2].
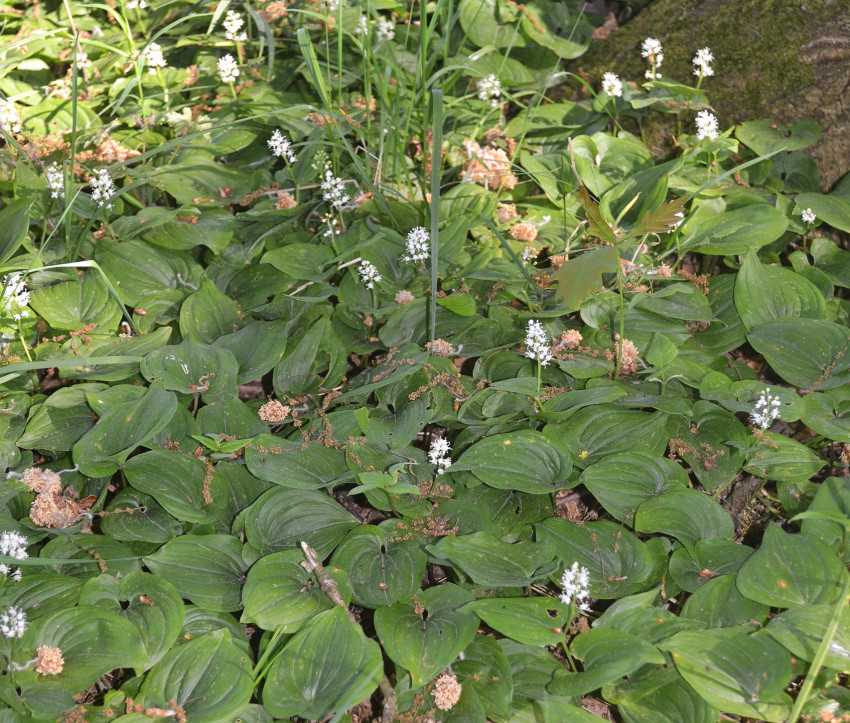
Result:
[0, 1, 849, 721]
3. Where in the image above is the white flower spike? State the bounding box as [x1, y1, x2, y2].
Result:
[560, 562, 591, 613]
[428, 437, 452, 475]
[751, 389, 781, 429]
[693, 47, 715, 78]
[217, 54, 240, 84]
[601, 72, 623, 98]
[525, 320, 553, 367]
[801, 208, 816, 225]
[695, 110, 719, 141]
[267, 130, 297, 163]
[402, 226, 430, 263]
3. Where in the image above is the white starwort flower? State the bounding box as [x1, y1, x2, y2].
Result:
[641, 37, 663, 79]
[320, 168, 349, 209]
[428, 437, 452, 475]
[0, 606, 26, 638]
[751, 389, 781, 429]
[402, 226, 430, 262]
[695, 110, 719, 141]
[267, 129, 297, 163]
[357, 260, 382, 289]
[524, 319, 552, 367]
[126, 0, 147, 8]
[476, 74, 502, 108]
[223, 10, 247, 42]
[601, 72, 623, 98]
[560, 562, 591, 612]
[521, 245, 536, 263]
[46, 163, 64, 199]
[217, 54, 240, 83]
[801, 208, 816, 224]
[2, 274, 31, 321]
[667, 211, 685, 233]
[0, 532, 28, 583]
[353, 15, 369, 35]
[323, 0, 339, 12]
[692, 47, 714, 77]
[90, 168, 115, 209]
[143, 42, 167, 74]
[0, 99, 21, 135]
[376, 17, 394, 41]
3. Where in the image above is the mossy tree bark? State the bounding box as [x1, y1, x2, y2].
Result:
[577, 0, 850, 190]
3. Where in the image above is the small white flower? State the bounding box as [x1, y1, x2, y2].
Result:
[320, 168, 349, 209]
[667, 211, 685, 233]
[357, 260, 382, 289]
[692, 47, 714, 77]
[521, 245, 536, 264]
[126, 0, 147, 8]
[428, 437, 452, 475]
[143, 42, 166, 74]
[601, 72, 623, 98]
[0, 606, 26, 638]
[0, 99, 21, 135]
[524, 319, 552, 367]
[2, 274, 31, 322]
[695, 110, 719, 141]
[476, 74, 502, 108]
[560, 562, 591, 612]
[90, 168, 115, 209]
[0, 532, 28, 561]
[353, 15, 369, 35]
[323, 0, 339, 12]
[376, 17, 394, 41]
[223, 10, 248, 42]
[402, 226, 430, 263]
[46, 163, 65, 199]
[750, 389, 781, 429]
[322, 214, 342, 237]
[802, 208, 816, 224]
[267, 129, 297, 163]
[217, 54, 240, 84]
[641, 37, 663, 65]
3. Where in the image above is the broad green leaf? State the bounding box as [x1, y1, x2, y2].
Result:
[658, 628, 792, 721]
[374, 583, 479, 687]
[0, 198, 32, 264]
[798, 392, 850, 443]
[101, 489, 185, 543]
[681, 574, 769, 628]
[812, 237, 850, 287]
[241, 549, 333, 631]
[261, 242, 335, 281]
[552, 247, 620, 310]
[263, 607, 383, 720]
[331, 525, 427, 607]
[17, 383, 105, 452]
[634, 488, 734, 553]
[138, 629, 253, 723]
[536, 518, 662, 599]
[580, 451, 689, 524]
[766, 604, 850, 671]
[28, 271, 122, 332]
[144, 534, 247, 611]
[140, 341, 239, 402]
[457, 0, 528, 50]
[429, 532, 556, 587]
[244, 434, 349, 488]
[437, 485, 553, 541]
[736, 119, 821, 155]
[273, 316, 346, 396]
[747, 318, 850, 389]
[680, 204, 788, 255]
[141, 208, 234, 253]
[78, 571, 185, 668]
[179, 278, 240, 344]
[734, 250, 827, 329]
[28, 606, 147, 692]
[463, 597, 572, 646]
[736, 525, 848, 608]
[124, 449, 213, 523]
[799, 476, 850, 562]
[0, 574, 83, 621]
[450, 430, 571, 494]
[668, 540, 754, 593]
[212, 319, 288, 384]
[518, 0, 591, 59]
[616, 675, 719, 723]
[743, 429, 825, 482]
[41, 534, 141, 579]
[72, 380, 177, 477]
[242, 487, 357, 559]
[794, 192, 850, 232]
[452, 636, 513, 722]
[499, 638, 562, 702]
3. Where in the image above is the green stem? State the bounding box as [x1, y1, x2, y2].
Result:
[615, 262, 625, 381]
[428, 88, 442, 350]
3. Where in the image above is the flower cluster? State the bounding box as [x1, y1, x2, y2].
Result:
[267, 129, 297, 163]
[601, 72, 623, 98]
[801, 208, 816, 224]
[320, 168, 349, 209]
[90, 168, 116, 209]
[428, 437, 452, 475]
[357, 260, 382, 289]
[0, 531, 28, 582]
[46, 163, 64, 198]
[641, 37, 663, 79]
[521, 245, 536, 263]
[0, 99, 21, 135]
[223, 10, 248, 42]
[35, 646, 65, 676]
[402, 226, 430, 262]
[524, 319, 552, 367]
[0, 606, 26, 638]
[353, 15, 369, 35]
[462, 140, 517, 190]
[433, 673, 462, 710]
[476, 74, 502, 108]
[751, 389, 781, 429]
[143, 42, 167, 74]
[2, 274, 31, 322]
[217, 54, 240, 83]
[692, 47, 714, 78]
[376, 17, 394, 41]
[695, 110, 719, 141]
[559, 562, 591, 613]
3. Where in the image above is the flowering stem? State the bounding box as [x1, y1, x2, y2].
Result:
[428, 88, 442, 351]
[615, 263, 625, 381]
[536, 357, 543, 408]
[228, 81, 237, 100]
[16, 319, 31, 362]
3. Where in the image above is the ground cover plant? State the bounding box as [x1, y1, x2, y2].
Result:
[0, 0, 849, 721]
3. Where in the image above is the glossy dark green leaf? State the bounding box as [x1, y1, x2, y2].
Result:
[244, 434, 349, 489]
[212, 319, 288, 384]
[681, 204, 788, 255]
[124, 449, 213, 523]
[374, 583, 479, 687]
[463, 597, 571, 646]
[0, 198, 32, 264]
[799, 476, 850, 562]
[766, 604, 850, 671]
[263, 607, 383, 720]
[179, 278, 240, 344]
[453, 635, 512, 722]
[17, 383, 104, 452]
[736, 119, 821, 155]
[682, 574, 769, 628]
[28, 271, 122, 332]
[743, 429, 825, 482]
[140, 340, 239, 402]
[668, 539, 754, 593]
[634, 488, 733, 553]
[794, 192, 850, 232]
[615, 673, 720, 723]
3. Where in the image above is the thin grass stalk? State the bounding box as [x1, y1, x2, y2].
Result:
[429, 88, 442, 350]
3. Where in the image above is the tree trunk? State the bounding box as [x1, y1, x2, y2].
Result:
[577, 0, 850, 191]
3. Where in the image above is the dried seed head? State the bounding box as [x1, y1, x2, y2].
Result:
[433, 673, 462, 710]
[509, 222, 538, 242]
[21, 468, 62, 494]
[258, 400, 291, 423]
[35, 645, 65, 675]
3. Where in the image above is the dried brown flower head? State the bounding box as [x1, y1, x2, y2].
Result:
[276, 191, 297, 210]
[497, 203, 518, 223]
[433, 673, 462, 710]
[426, 339, 460, 357]
[21, 468, 62, 494]
[395, 290, 415, 306]
[509, 222, 538, 242]
[258, 400, 290, 423]
[35, 645, 65, 675]
[462, 140, 517, 190]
